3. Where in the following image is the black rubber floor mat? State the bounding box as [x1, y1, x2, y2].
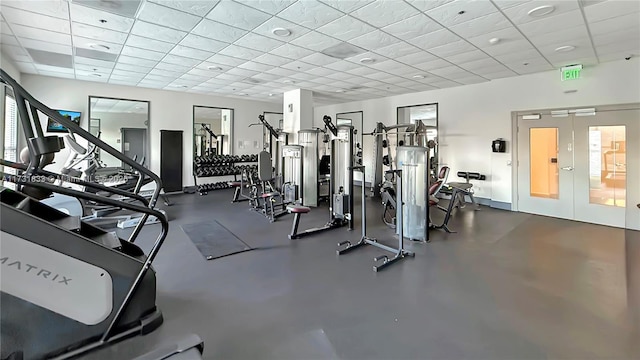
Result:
[181, 220, 252, 260]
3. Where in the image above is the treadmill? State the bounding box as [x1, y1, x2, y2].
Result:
[0, 69, 168, 359]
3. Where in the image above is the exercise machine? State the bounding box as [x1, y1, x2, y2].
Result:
[287, 121, 354, 239]
[337, 165, 415, 272]
[440, 171, 485, 210]
[0, 69, 167, 360]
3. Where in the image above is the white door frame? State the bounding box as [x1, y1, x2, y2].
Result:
[511, 103, 640, 223]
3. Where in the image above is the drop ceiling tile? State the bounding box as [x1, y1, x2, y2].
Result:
[2, 0, 70, 20]
[319, 0, 374, 13]
[21, 38, 72, 54]
[491, 48, 540, 64]
[187, 67, 218, 77]
[351, 1, 419, 28]
[0, 35, 19, 47]
[491, 0, 531, 10]
[445, 50, 489, 64]
[138, 2, 201, 32]
[502, 0, 580, 26]
[234, 0, 296, 14]
[192, 19, 248, 43]
[324, 60, 362, 71]
[71, 22, 128, 44]
[536, 38, 594, 56]
[281, 60, 316, 72]
[431, 80, 460, 88]
[456, 75, 488, 84]
[387, 65, 422, 76]
[395, 51, 438, 65]
[252, 72, 282, 81]
[37, 70, 75, 79]
[75, 63, 112, 74]
[206, 53, 246, 66]
[518, 10, 585, 37]
[122, 35, 173, 54]
[76, 74, 109, 82]
[428, 40, 476, 57]
[131, 21, 187, 44]
[459, 56, 504, 71]
[120, 46, 166, 61]
[115, 55, 157, 68]
[219, 44, 264, 60]
[179, 73, 208, 82]
[594, 40, 640, 56]
[34, 63, 74, 74]
[373, 42, 422, 59]
[114, 62, 153, 74]
[74, 36, 123, 54]
[584, 0, 640, 23]
[482, 69, 517, 80]
[299, 52, 340, 66]
[269, 43, 315, 59]
[169, 45, 214, 60]
[11, 24, 71, 45]
[291, 31, 342, 52]
[425, 0, 498, 27]
[234, 33, 284, 52]
[592, 28, 640, 46]
[289, 72, 317, 81]
[148, 0, 220, 16]
[142, 69, 178, 79]
[428, 65, 464, 77]
[381, 14, 443, 40]
[412, 58, 452, 71]
[481, 39, 535, 57]
[449, 12, 512, 38]
[348, 30, 396, 51]
[2, 7, 70, 33]
[409, 29, 460, 50]
[362, 71, 397, 81]
[74, 56, 115, 68]
[206, 1, 271, 30]
[344, 51, 379, 64]
[278, 0, 343, 29]
[598, 50, 640, 63]
[252, 17, 310, 42]
[405, 0, 454, 12]
[216, 73, 247, 81]
[465, 26, 525, 49]
[504, 58, 553, 74]
[316, 16, 376, 41]
[265, 67, 298, 76]
[155, 61, 192, 72]
[253, 53, 291, 66]
[163, 54, 202, 66]
[528, 25, 590, 47]
[394, 80, 422, 88]
[238, 61, 275, 72]
[589, 13, 640, 36]
[70, 4, 134, 32]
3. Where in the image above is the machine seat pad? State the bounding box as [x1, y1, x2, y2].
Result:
[228, 181, 241, 187]
[287, 205, 310, 214]
[261, 192, 280, 198]
[448, 182, 473, 190]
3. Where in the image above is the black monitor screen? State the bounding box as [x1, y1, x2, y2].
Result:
[47, 110, 81, 133]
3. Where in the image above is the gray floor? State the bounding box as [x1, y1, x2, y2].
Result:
[89, 188, 640, 360]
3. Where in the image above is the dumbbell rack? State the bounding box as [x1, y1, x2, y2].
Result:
[193, 154, 258, 196]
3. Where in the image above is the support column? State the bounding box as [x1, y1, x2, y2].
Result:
[283, 89, 313, 144]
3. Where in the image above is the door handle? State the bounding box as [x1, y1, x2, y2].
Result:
[560, 166, 574, 171]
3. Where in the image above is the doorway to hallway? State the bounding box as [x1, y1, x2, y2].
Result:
[514, 104, 639, 230]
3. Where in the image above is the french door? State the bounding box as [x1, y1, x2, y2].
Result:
[517, 105, 639, 229]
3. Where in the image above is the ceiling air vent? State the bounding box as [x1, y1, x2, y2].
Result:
[321, 42, 366, 60]
[26, 49, 73, 68]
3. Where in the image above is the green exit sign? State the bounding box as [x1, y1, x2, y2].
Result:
[561, 64, 583, 81]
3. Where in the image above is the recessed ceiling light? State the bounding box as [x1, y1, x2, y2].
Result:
[88, 43, 110, 51]
[489, 37, 501, 45]
[238, 93, 248, 96]
[268, 93, 274, 97]
[335, 89, 345, 93]
[528, 5, 555, 17]
[272, 28, 291, 37]
[283, 79, 295, 84]
[360, 57, 375, 64]
[412, 74, 426, 79]
[207, 65, 223, 71]
[555, 45, 576, 53]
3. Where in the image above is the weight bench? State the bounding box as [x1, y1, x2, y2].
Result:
[287, 204, 311, 239]
[228, 181, 248, 203]
[260, 191, 289, 222]
[444, 171, 485, 210]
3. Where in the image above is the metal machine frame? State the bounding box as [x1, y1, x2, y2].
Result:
[337, 167, 415, 272]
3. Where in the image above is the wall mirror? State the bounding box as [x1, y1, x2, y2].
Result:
[193, 106, 233, 157]
[396, 103, 439, 178]
[88, 96, 150, 169]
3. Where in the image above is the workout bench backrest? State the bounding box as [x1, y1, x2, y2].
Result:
[258, 151, 272, 181]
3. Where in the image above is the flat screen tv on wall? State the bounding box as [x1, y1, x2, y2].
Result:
[47, 110, 81, 133]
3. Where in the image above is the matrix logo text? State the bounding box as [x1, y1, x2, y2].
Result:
[1, 257, 72, 285]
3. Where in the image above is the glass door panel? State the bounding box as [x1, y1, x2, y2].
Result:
[529, 128, 559, 199]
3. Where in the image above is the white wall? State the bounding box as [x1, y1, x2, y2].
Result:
[1, 54, 21, 83]
[20, 74, 281, 187]
[314, 59, 640, 205]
